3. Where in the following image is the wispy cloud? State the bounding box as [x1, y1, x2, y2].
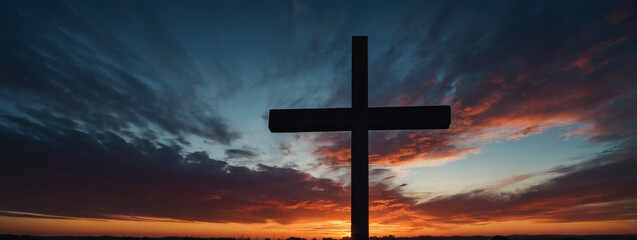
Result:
[410, 144, 636, 224]
[0, 1, 238, 145]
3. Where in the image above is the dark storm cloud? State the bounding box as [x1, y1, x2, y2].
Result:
[0, 0, 237, 145]
[0, 114, 347, 224]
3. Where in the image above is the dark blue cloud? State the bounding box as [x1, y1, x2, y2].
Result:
[0, 0, 237, 145]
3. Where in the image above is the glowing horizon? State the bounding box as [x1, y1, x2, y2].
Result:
[2, 211, 636, 238]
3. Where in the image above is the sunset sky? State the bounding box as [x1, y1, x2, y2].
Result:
[0, 0, 636, 238]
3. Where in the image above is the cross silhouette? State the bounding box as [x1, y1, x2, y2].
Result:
[269, 36, 450, 239]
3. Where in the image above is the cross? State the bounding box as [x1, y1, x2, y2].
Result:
[268, 36, 450, 239]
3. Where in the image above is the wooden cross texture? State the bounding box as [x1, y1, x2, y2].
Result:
[268, 36, 451, 240]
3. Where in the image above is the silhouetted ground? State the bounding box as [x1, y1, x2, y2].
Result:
[1, 235, 635, 240]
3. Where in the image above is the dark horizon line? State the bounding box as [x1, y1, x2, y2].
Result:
[1, 233, 635, 240]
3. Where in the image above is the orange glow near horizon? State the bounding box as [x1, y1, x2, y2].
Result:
[2, 214, 635, 238]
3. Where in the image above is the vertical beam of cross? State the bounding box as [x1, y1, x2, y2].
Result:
[351, 36, 368, 239]
[268, 36, 450, 240]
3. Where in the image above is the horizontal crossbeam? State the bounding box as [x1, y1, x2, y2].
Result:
[368, 106, 450, 130]
[269, 108, 352, 132]
[268, 106, 450, 132]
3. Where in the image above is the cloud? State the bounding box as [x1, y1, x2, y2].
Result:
[0, 89, 633, 228]
[360, 141, 637, 227]
[410, 144, 637, 224]
[0, 211, 76, 220]
[0, 114, 348, 224]
[310, 0, 635, 167]
[0, 0, 237, 145]
[225, 149, 257, 159]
